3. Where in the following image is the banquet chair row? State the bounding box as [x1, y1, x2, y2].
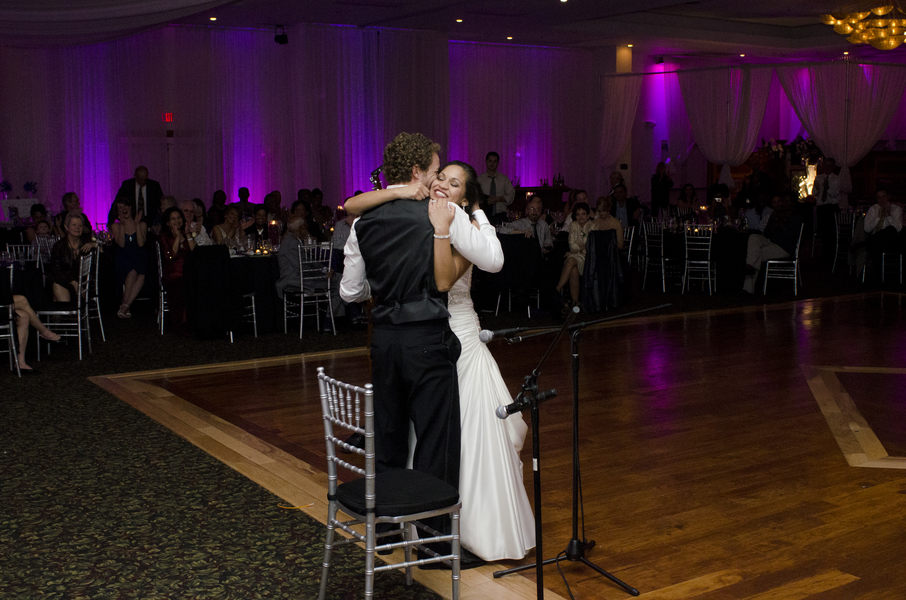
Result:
[283, 243, 336, 338]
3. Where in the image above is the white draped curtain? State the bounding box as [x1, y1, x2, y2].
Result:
[678, 67, 773, 189]
[599, 73, 643, 184]
[663, 68, 695, 167]
[776, 61, 906, 191]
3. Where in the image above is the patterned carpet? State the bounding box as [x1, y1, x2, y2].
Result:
[0, 314, 439, 599]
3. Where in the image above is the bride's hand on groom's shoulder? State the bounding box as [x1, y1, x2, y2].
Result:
[428, 197, 455, 232]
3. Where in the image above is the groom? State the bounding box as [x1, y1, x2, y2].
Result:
[340, 132, 503, 564]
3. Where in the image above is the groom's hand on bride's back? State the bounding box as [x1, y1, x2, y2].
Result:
[402, 182, 430, 200]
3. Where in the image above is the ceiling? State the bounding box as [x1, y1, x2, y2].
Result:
[169, 0, 906, 62]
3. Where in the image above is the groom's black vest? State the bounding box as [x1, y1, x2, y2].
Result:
[354, 198, 449, 325]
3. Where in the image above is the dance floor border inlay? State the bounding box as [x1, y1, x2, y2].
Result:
[803, 366, 906, 470]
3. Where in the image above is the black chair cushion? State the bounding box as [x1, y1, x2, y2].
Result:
[336, 469, 459, 517]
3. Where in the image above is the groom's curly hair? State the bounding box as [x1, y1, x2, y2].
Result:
[382, 132, 440, 186]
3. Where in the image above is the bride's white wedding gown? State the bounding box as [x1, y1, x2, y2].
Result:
[448, 266, 535, 561]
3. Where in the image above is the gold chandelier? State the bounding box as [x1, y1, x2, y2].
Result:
[821, 3, 906, 50]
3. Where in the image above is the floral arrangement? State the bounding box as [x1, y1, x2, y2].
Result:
[760, 138, 785, 160]
[791, 134, 822, 164]
[0, 180, 11, 193]
[24, 181, 38, 195]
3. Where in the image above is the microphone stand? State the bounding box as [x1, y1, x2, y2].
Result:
[494, 304, 670, 599]
[493, 306, 579, 599]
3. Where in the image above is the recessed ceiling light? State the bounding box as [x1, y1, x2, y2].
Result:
[844, 51, 849, 55]
[561, 0, 568, 2]
[740, 54, 745, 57]
[507, 36, 513, 40]
[627, 44, 633, 48]
[456, 19, 463, 23]
[209, 17, 217, 21]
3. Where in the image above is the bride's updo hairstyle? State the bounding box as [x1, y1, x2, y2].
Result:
[441, 160, 482, 215]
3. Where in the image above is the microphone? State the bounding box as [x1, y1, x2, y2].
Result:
[479, 326, 530, 343]
[496, 388, 557, 419]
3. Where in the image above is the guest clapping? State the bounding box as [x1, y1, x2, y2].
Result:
[179, 200, 213, 246]
[110, 198, 148, 318]
[49, 213, 97, 302]
[212, 205, 243, 246]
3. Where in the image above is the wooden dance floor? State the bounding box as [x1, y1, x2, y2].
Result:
[94, 292, 906, 600]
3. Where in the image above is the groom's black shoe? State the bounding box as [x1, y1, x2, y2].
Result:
[418, 548, 485, 570]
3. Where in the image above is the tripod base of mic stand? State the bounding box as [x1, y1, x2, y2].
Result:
[493, 539, 640, 597]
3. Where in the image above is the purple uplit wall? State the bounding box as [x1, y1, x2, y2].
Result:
[448, 41, 597, 195]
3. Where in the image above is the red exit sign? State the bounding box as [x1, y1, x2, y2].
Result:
[162, 113, 173, 123]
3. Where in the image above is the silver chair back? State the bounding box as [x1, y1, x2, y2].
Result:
[315, 367, 461, 599]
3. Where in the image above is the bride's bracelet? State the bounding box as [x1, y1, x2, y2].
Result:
[433, 233, 451, 240]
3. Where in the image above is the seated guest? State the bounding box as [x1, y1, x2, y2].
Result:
[49, 213, 97, 302]
[275, 216, 341, 329]
[562, 189, 591, 231]
[707, 183, 735, 222]
[30, 220, 53, 247]
[244, 205, 270, 249]
[330, 203, 365, 324]
[676, 183, 698, 213]
[290, 199, 325, 243]
[863, 187, 903, 267]
[264, 190, 289, 226]
[744, 194, 774, 233]
[593, 196, 624, 250]
[208, 190, 227, 228]
[150, 195, 176, 236]
[212, 205, 243, 247]
[607, 171, 625, 198]
[157, 207, 196, 335]
[178, 200, 213, 246]
[502, 196, 553, 254]
[192, 198, 212, 233]
[651, 162, 673, 220]
[233, 187, 255, 219]
[24, 203, 49, 242]
[556, 202, 596, 314]
[609, 184, 641, 230]
[309, 188, 333, 226]
[110, 198, 148, 319]
[742, 192, 803, 294]
[53, 192, 92, 240]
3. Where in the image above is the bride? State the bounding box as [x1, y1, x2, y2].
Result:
[345, 161, 535, 561]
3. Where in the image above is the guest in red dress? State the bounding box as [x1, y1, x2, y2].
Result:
[157, 207, 196, 335]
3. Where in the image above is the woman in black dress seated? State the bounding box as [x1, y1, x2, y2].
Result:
[110, 198, 148, 319]
[157, 207, 196, 335]
[49, 213, 97, 302]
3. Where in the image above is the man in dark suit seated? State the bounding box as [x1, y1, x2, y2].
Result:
[110, 166, 163, 226]
[244, 205, 269, 249]
[610, 184, 642, 230]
